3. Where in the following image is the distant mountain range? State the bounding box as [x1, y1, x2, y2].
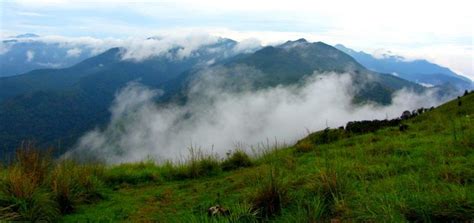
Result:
[0, 34, 97, 77]
[0, 37, 449, 158]
[335, 44, 473, 91]
[0, 38, 239, 157]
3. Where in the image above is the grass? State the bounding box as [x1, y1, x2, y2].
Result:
[1, 92, 474, 222]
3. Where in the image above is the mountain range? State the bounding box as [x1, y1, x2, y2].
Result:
[0, 34, 97, 77]
[0, 37, 456, 159]
[335, 44, 473, 91]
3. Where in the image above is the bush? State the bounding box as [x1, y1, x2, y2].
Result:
[221, 150, 253, 171]
[179, 147, 222, 179]
[189, 156, 221, 178]
[302, 128, 346, 146]
[294, 141, 314, 153]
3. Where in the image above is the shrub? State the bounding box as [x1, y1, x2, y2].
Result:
[221, 150, 253, 171]
[294, 141, 314, 153]
[302, 128, 346, 146]
[189, 156, 221, 178]
[184, 147, 222, 179]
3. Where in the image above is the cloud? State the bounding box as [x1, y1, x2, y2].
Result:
[232, 38, 262, 54]
[419, 83, 435, 88]
[3, 33, 260, 62]
[66, 47, 82, 57]
[26, 50, 34, 62]
[0, 42, 11, 55]
[118, 34, 222, 61]
[36, 62, 62, 68]
[66, 69, 443, 163]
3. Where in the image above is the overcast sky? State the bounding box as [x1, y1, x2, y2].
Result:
[1, 0, 473, 79]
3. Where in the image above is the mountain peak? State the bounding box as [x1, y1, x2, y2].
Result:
[279, 38, 311, 49]
[14, 33, 40, 38]
[295, 38, 308, 43]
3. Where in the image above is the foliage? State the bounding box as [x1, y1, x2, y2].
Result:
[221, 150, 253, 171]
[3, 91, 474, 222]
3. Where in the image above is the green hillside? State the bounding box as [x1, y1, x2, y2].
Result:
[1, 92, 472, 222]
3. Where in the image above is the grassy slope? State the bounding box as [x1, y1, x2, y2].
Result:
[60, 93, 473, 222]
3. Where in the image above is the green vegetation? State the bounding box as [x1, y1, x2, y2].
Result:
[1, 93, 473, 222]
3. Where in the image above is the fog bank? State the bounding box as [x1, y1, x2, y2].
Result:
[68, 71, 442, 163]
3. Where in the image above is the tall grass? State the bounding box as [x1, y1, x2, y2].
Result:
[0, 143, 105, 221]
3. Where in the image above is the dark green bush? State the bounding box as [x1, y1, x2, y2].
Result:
[221, 150, 253, 171]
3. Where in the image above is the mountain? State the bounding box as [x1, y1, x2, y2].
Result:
[0, 38, 422, 159]
[0, 34, 97, 77]
[335, 44, 473, 91]
[214, 39, 422, 104]
[12, 33, 40, 38]
[0, 38, 239, 158]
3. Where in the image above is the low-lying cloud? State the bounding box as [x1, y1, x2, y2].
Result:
[67, 69, 442, 163]
[2, 34, 262, 62]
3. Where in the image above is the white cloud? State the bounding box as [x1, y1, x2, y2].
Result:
[66, 47, 82, 57]
[419, 83, 435, 88]
[67, 70, 443, 163]
[4, 33, 263, 62]
[26, 50, 34, 62]
[36, 62, 62, 68]
[232, 38, 262, 54]
[119, 34, 221, 61]
[0, 43, 11, 55]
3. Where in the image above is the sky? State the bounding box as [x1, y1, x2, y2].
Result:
[1, 0, 473, 79]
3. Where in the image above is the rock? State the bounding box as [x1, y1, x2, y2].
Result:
[401, 110, 411, 120]
[207, 205, 230, 216]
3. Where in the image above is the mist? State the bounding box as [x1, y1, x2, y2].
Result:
[66, 69, 442, 163]
[1, 34, 262, 61]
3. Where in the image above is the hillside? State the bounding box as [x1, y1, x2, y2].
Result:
[1, 91, 472, 222]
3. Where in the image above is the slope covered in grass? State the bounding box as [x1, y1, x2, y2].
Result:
[2, 92, 473, 222]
